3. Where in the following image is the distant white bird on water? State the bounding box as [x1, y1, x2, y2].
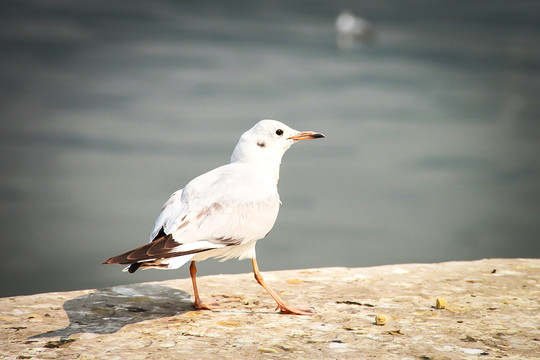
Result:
[335, 10, 375, 50]
[104, 120, 325, 315]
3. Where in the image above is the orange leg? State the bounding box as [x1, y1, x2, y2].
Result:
[190, 261, 220, 310]
[252, 258, 314, 315]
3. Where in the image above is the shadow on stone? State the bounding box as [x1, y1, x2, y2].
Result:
[31, 283, 192, 338]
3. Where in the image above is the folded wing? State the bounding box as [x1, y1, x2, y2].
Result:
[103, 163, 280, 269]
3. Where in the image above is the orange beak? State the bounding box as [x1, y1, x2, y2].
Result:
[288, 131, 325, 141]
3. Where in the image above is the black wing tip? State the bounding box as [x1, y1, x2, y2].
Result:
[127, 263, 142, 273]
[102, 257, 141, 273]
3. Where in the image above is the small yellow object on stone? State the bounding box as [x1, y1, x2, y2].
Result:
[435, 297, 447, 309]
[375, 314, 387, 325]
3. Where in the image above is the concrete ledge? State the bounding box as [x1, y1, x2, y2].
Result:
[1, 259, 539, 359]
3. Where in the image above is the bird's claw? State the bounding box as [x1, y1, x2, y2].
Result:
[276, 304, 315, 316]
[194, 300, 221, 310]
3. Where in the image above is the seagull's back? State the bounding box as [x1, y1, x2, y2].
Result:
[156, 161, 281, 248]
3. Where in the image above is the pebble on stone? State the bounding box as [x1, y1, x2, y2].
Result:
[375, 314, 387, 325]
[435, 298, 447, 309]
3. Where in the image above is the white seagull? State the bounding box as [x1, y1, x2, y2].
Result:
[104, 120, 325, 315]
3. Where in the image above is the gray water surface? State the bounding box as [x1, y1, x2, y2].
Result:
[1, 0, 539, 297]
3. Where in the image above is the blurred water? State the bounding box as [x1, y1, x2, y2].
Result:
[1, 0, 539, 297]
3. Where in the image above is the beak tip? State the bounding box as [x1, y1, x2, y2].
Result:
[288, 131, 326, 141]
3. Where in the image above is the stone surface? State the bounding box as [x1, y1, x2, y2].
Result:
[1, 258, 539, 359]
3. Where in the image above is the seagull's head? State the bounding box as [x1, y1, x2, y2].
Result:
[231, 119, 325, 165]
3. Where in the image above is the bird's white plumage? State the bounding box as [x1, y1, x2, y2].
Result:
[128, 120, 312, 271]
[107, 119, 324, 315]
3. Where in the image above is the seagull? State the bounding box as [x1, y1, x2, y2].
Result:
[335, 10, 375, 50]
[103, 120, 325, 315]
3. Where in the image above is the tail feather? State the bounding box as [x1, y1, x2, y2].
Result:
[121, 255, 194, 272]
[102, 234, 215, 268]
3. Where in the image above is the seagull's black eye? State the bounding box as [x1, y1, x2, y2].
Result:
[275, 129, 283, 136]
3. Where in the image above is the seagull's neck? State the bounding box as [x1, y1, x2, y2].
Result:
[267, 161, 281, 184]
[230, 142, 284, 184]
[232, 158, 282, 184]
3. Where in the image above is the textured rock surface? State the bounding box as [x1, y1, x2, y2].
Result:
[1, 259, 539, 359]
